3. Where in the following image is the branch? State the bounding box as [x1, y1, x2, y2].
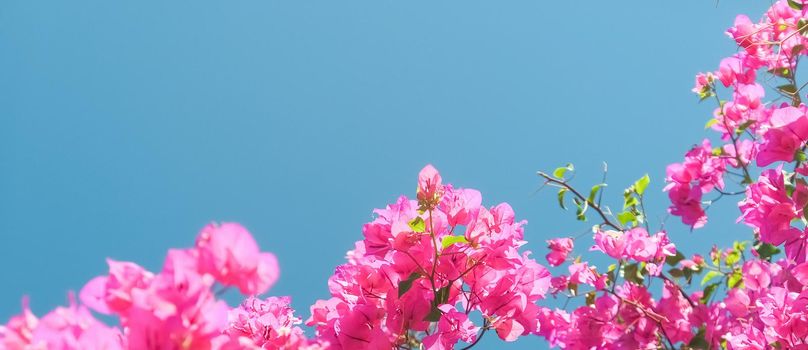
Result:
[537, 172, 622, 230]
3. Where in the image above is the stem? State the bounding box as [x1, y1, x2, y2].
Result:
[712, 93, 753, 184]
[538, 172, 622, 230]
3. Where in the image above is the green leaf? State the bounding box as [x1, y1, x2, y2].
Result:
[553, 164, 574, 179]
[779, 84, 799, 95]
[623, 196, 639, 210]
[688, 327, 709, 348]
[588, 183, 606, 203]
[557, 188, 568, 210]
[441, 235, 469, 249]
[704, 118, 719, 129]
[736, 120, 755, 135]
[424, 286, 451, 321]
[700, 283, 720, 304]
[728, 270, 744, 289]
[772, 67, 791, 78]
[617, 211, 636, 226]
[408, 217, 426, 233]
[634, 175, 650, 196]
[725, 250, 741, 266]
[623, 263, 644, 284]
[574, 198, 588, 221]
[755, 242, 781, 261]
[666, 250, 686, 266]
[701, 270, 722, 286]
[683, 268, 694, 284]
[797, 150, 807, 162]
[398, 272, 421, 297]
[800, 19, 808, 35]
[790, 0, 804, 11]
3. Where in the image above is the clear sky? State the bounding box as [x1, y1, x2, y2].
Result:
[0, 1, 772, 348]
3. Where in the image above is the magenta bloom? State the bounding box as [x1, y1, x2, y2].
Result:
[545, 237, 574, 266]
[196, 222, 280, 295]
[739, 167, 802, 245]
[757, 106, 808, 166]
[223, 296, 310, 349]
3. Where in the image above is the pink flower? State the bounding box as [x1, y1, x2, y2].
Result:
[224, 296, 308, 349]
[692, 72, 715, 95]
[421, 305, 478, 349]
[417, 164, 443, 207]
[592, 228, 675, 263]
[743, 260, 773, 290]
[195, 222, 280, 295]
[717, 55, 756, 87]
[738, 167, 802, 245]
[545, 237, 574, 266]
[757, 106, 808, 166]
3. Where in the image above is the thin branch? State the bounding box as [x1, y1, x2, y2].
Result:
[537, 172, 622, 230]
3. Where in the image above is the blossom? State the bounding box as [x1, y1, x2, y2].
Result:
[757, 106, 808, 166]
[196, 222, 280, 295]
[224, 296, 310, 349]
[738, 167, 802, 245]
[545, 237, 574, 266]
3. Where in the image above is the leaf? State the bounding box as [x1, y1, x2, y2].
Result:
[666, 250, 686, 266]
[755, 242, 781, 261]
[793, 44, 805, 57]
[623, 263, 644, 284]
[574, 197, 588, 221]
[557, 188, 568, 210]
[778, 84, 798, 95]
[441, 235, 469, 249]
[634, 175, 650, 196]
[568, 282, 578, 296]
[701, 270, 722, 286]
[704, 118, 719, 129]
[736, 120, 755, 135]
[408, 217, 426, 233]
[668, 268, 684, 278]
[617, 211, 636, 226]
[588, 183, 606, 203]
[800, 19, 808, 36]
[688, 327, 709, 348]
[623, 196, 639, 210]
[700, 283, 720, 304]
[398, 272, 421, 297]
[553, 164, 574, 179]
[771, 67, 791, 78]
[585, 291, 596, 306]
[683, 268, 694, 284]
[789, 0, 804, 11]
[424, 286, 451, 321]
[728, 270, 744, 288]
[725, 250, 741, 265]
[797, 150, 808, 162]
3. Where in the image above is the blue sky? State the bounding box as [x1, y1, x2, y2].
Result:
[0, 1, 772, 348]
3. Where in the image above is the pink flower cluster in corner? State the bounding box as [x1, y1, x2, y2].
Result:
[0, 222, 314, 350]
[306, 164, 552, 348]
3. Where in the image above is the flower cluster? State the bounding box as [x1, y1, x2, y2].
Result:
[0, 223, 311, 350]
[12, 1, 808, 349]
[305, 165, 552, 349]
[664, 139, 727, 229]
